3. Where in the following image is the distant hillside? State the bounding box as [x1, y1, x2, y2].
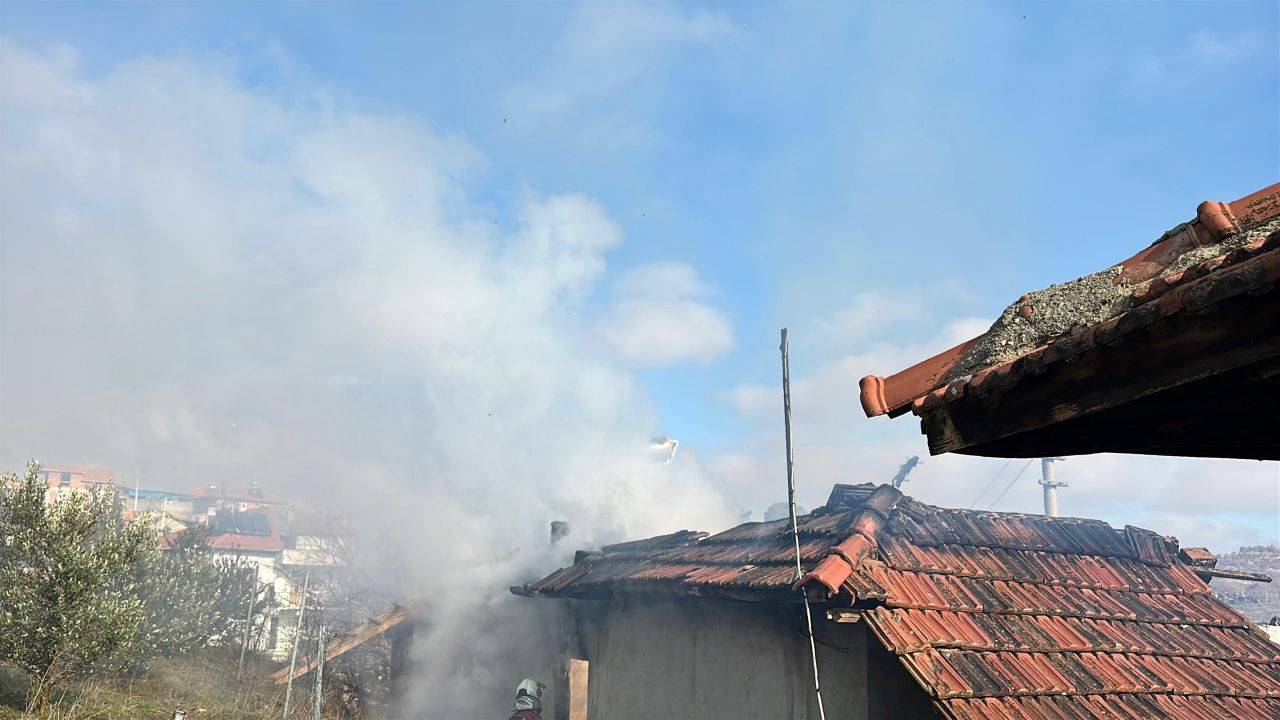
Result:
[1213, 545, 1280, 623]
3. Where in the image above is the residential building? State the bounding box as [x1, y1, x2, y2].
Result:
[1215, 546, 1280, 623]
[202, 505, 353, 659]
[18, 462, 352, 661]
[191, 482, 289, 517]
[160, 506, 302, 660]
[34, 464, 116, 504]
[123, 488, 196, 522]
[517, 483, 1280, 719]
[122, 508, 189, 534]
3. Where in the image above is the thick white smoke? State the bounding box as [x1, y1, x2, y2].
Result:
[0, 40, 740, 716]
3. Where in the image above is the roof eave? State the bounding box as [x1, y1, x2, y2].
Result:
[861, 182, 1280, 420]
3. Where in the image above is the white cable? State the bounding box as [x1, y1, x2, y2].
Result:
[781, 329, 826, 720]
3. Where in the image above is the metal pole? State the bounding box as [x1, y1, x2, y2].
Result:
[1039, 457, 1066, 517]
[780, 329, 827, 720]
[313, 626, 325, 720]
[282, 570, 310, 719]
[237, 565, 260, 682]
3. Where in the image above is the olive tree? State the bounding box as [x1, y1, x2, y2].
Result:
[0, 461, 156, 711]
[133, 525, 256, 660]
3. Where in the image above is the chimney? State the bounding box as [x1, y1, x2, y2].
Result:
[550, 521, 570, 546]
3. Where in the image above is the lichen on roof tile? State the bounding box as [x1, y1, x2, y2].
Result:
[946, 216, 1280, 382]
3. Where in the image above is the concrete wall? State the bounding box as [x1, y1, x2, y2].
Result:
[575, 597, 869, 720]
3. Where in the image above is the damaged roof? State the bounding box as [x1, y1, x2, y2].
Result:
[522, 483, 1280, 719]
[858, 182, 1280, 459]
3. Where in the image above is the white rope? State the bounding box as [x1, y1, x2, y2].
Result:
[781, 329, 826, 720]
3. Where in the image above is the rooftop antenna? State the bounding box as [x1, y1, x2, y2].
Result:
[780, 329, 827, 720]
[1040, 457, 1067, 517]
[890, 456, 920, 490]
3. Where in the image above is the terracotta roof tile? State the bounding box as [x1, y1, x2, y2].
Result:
[523, 483, 1278, 717]
[202, 532, 285, 553]
[859, 182, 1280, 460]
[949, 694, 1280, 720]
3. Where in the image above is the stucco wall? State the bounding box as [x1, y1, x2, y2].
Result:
[576, 597, 868, 720]
[866, 628, 939, 719]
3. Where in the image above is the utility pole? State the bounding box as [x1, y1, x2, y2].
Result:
[282, 570, 310, 719]
[1040, 457, 1066, 517]
[237, 565, 260, 682]
[312, 626, 325, 720]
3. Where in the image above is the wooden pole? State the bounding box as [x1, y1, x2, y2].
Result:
[566, 659, 588, 720]
[282, 570, 310, 719]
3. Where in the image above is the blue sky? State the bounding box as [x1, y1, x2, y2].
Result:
[2, 1, 1277, 553]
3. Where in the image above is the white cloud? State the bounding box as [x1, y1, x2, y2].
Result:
[1131, 29, 1268, 86]
[815, 290, 928, 347]
[501, 0, 733, 149]
[721, 285, 988, 417]
[709, 423, 1279, 551]
[1185, 30, 1266, 68]
[613, 259, 708, 298]
[727, 316, 988, 423]
[0, 39, 85, 106]
[600, 262, 733, 367]
[714, 288, 1279, 550]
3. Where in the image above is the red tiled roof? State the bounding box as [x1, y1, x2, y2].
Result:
[160, 530, 284, 553]
[857, 182, 1280, 459]
[525, 484, 1280, 718]
[204, 532, 285, 553]
[191, 485, 287, 504]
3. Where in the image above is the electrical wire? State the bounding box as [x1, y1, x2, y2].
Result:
[987, 459, 1034, 510]
[969, 459, 1011, 509]
[780, 329, 826, 720]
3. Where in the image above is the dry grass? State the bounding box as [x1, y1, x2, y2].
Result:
[0, 652, 292, 720]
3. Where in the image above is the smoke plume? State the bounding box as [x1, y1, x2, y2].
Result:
[0, 39, 740, 716]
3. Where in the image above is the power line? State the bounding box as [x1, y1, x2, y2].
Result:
[779, 329, 826, 720]
[970, 460, 1011, 509]
[987, 459, 1035, 510]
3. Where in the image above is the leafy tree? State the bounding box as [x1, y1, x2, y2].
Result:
[0, 460, 156, 711]
[132, 525, 256, 660]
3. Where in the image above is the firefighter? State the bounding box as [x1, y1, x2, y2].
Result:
[508, 678, 545, 720]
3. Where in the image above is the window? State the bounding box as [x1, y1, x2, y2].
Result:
[59, 472, 72, 487]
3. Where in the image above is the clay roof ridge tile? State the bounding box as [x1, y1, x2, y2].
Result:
[793, 485, 903, 598]
[860, 182, 1280, 419]
[916, 243, 1280, 431]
